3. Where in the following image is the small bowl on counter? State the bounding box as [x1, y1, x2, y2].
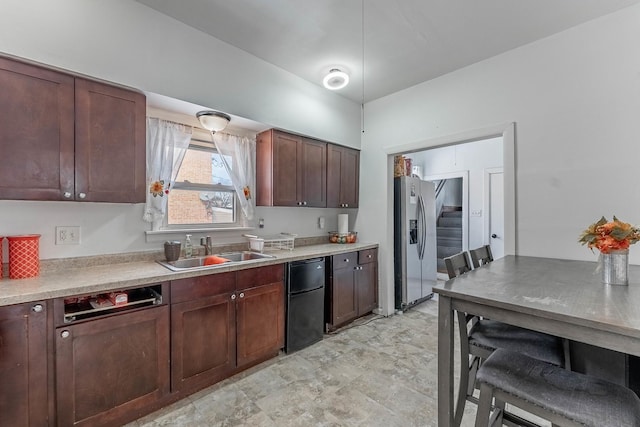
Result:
[328, 231, 357, 244]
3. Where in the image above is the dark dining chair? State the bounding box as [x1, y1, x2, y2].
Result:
[468, 244, 493, 268]
[475, 348, 640, 427]
[444, 251, 472, 278]
[445, 249, 567, 427]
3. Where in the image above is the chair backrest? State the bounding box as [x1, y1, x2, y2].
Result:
[469, 245, 493, 268]
[444, 251, 473, 279]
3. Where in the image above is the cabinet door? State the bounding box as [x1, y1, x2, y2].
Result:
[327, 144, 359, 208]
[56, 306, 169, 427]
[300, 138, 327, 207]
[272, 131, 302, 206]
[331, 266, 358, 326]
[171, 292, 236, 392]
[236, 281, 285, 367]
[75, 78, 146, 203]
[357, 261, 378, 316]
[0, 301, 48, 427]
[0, 57, 75, 201]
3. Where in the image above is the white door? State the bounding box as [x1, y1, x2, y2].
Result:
[488, 171, 504, 259]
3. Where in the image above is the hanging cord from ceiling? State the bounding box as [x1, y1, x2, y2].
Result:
[361, 0, 365, 134]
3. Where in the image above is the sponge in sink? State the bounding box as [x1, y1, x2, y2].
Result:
[204, 255, 230, 265]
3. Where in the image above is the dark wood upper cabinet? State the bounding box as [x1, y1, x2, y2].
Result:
[256, 129, 327, 207]
[75, 78, 146, 203]
[0, 56, 75, 201]
[0, 301, 49, 427]
[0, 55, 146, 203]
[327, 144, 360, 208]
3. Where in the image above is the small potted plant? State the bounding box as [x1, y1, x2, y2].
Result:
[578, 216, 640, 285]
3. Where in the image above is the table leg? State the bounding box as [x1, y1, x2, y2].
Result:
[438, 294, 454, 426]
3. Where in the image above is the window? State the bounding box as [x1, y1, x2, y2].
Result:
[167, 138, 243, 228]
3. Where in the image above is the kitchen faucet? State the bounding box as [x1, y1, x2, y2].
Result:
[200, 236, 213, 255]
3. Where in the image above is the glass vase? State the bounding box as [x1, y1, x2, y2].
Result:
[601, 249, 629, 286]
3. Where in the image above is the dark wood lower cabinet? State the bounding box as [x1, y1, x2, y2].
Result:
[236, 281, 285, 367]
[170, 272, 236, 393]
[327, 249, 378, 331]
[170, 265, 284, 395]
[0, 301, 49, 427]
[55, 306, 170, 427]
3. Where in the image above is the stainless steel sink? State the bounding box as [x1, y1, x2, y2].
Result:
[157, 251, 275, 272]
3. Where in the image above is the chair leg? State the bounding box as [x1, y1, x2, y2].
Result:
[468, 356, 480, 396]
[474, 383, 494, 427]
[454, 352, 471, 426]
[454, 311, 473, 426]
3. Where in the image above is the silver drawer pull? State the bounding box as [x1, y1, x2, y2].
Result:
[231, 294, 237, 300]
[61, 330, 70, 338]
[32, 304, 43, 313]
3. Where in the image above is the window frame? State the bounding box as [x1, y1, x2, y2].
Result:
[163, 137, 246, 230]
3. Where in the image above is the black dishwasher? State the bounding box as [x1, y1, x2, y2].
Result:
[285, 257, 326, 353]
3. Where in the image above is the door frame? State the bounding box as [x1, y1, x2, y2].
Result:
[387, 122, 516, 257]
[422, 171, 469, 252]
[484, 167, 504, 252]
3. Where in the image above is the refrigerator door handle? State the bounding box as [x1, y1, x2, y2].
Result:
[417, 194, 425, 260]
[420, 195, 427, 259]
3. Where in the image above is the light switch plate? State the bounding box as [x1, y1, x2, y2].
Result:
[56, 226, 81, 245]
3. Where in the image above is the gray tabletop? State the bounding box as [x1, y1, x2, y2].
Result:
[433, 255, 640, 426]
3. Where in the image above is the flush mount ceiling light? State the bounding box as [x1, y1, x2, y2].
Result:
[196, 110, 231, 132]
[323, 68, 350, 90]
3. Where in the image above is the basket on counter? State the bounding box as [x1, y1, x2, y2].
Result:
[328, 231, 357, 244]
[245, 233, 296, 252]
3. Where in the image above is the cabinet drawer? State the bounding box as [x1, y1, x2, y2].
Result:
[332, 252, 357, 270]
[358, 248, 377, 265]
[172, 272, 236, 303]
[237, 264, 284, 289]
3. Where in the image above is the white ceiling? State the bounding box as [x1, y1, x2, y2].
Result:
[137, 0, 640, 104]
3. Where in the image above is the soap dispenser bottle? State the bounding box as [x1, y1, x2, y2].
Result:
[184, 234, 193, 258]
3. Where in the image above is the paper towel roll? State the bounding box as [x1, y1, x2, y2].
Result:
[338, 214, 349, 235]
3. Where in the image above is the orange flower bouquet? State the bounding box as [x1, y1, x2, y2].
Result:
[578, 216, 640, 254]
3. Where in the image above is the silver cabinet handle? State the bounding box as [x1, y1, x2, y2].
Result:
[32, 304, 43, 313]
[61, 330, 70, 338]
[344, 204, 349, 208]
[344, 258, 349, 263]
[231, 294, 236, 300]
[239, 292, 245, 298]
[368, 254, 372, 258]
[302, 201, 307, 206]
[78, 192, 86, 199]
[63, 192, 72, 199]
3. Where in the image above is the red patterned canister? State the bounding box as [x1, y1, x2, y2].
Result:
[7, 235, 41, 279]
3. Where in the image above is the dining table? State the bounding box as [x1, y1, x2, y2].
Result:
[432, 255, 640, 427]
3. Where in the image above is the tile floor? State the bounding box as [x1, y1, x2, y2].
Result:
[126, 297, 479, 427]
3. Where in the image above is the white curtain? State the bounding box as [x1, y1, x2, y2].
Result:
[212, 132, 256, 220]
[143, 118, 192, 229]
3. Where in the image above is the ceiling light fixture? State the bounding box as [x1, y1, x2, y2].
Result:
[323, 69, 350, 90]
[196, 110, 231, 132]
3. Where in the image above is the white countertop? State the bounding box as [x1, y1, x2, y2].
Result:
[0, 242, 378, 306]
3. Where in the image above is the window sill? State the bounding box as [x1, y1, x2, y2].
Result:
[145, 227, 255, 243]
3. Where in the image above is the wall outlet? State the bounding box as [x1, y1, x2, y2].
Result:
[56, 226, 81, 245]
[471, 209, 482, 217]
[318, 216, 325, 229]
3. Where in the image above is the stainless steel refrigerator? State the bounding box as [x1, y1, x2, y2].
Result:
[394, 176, 437, 310]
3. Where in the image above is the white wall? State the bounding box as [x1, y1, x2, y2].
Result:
[0, 0, 361, 259]
[358, 4, 640, 315]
